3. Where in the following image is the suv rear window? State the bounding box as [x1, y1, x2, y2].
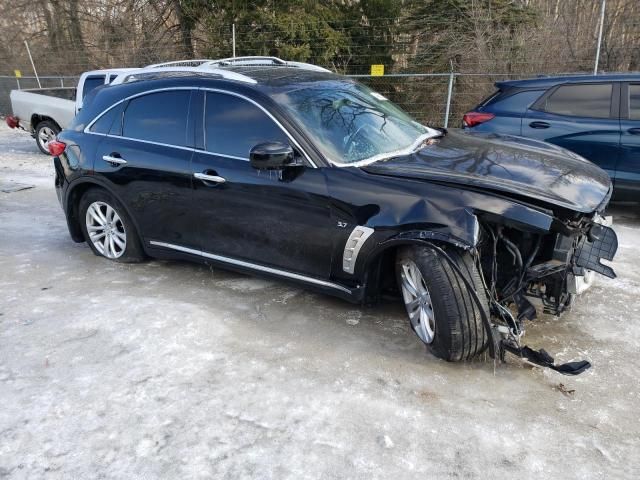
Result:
[540, 83, 612, 118]
[122, 90, 191, 146]
[487, 90, 544, 113]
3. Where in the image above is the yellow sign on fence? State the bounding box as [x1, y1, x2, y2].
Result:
[14, 70, 22, 78]
[370, 64, 384, 76]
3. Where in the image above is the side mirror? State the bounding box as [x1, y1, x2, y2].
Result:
[250, 142, 295, 170]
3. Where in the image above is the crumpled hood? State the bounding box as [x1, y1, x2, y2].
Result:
[361, 129, 612, 213]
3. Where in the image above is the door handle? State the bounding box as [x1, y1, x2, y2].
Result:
[628, 127, 640, 135]
[102, 154, 127, 165]
[194, 172, 226, 184]
[529, 121, 550, 129]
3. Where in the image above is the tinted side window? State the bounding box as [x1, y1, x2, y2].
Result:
[490, 90, 544, 113]
[204, 92, 288, 158]
[82, 76, 106, 99]
[89, 103, 123, 134]
[122, 90, 191, 146]
[629, 84, 640, 120]
[541, 83, 612, 118]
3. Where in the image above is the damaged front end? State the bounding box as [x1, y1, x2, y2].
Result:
[475, 208, 618, 374]
[478, 212, 617, 319]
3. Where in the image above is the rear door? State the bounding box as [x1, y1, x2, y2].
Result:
[522, 82, 620, 178]
[618, 82, 640, 199]
[93, 89, 198, 248]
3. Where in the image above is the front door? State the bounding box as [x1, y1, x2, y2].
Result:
[523, 82, 620, 179]
[190, 90, 334, 279]
[94, 89, 198, 248]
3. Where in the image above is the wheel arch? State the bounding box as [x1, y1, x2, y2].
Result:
[359, 232, 474, 304]
[64, 178, 144, 245]
[31, 114, 61, 132]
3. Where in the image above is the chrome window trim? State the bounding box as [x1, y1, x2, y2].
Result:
[85, 130, 258, 162]
[85, 131, 194, 153]
[149, 241, 351, 294]
[84, 87, 194, 133]
[83, 86, 317, 168]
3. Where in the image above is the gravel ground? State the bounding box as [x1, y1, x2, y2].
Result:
[1, 124, 639, 479]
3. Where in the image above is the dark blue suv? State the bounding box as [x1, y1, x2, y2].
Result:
[463, 74, 640, 200]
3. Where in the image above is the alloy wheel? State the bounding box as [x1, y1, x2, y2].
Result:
[399, 259, 436, 344]
[37, 126, 56, 152]
[85, 201, 127, 259]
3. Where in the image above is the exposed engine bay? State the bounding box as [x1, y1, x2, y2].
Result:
[474, 211, 618, 374]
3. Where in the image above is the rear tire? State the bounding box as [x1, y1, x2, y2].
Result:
[396, 244, 489, 361]
[79, 188, 146, 263]
[35, 120, 60, 155]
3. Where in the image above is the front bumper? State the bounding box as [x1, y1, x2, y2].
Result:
[566, 215, 617, 295]
[574, 222, 618, 279]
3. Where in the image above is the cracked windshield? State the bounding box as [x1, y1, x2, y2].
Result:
[274, 82, 430, 164]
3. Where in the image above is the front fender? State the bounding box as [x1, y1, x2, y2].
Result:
[348, 191, 554, 284]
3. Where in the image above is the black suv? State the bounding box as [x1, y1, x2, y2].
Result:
[52, 59, 618, 363]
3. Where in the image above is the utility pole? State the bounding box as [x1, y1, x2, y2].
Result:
[594, 0, 606, 75]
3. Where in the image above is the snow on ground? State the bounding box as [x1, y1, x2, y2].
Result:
[0, 123, 639, 479]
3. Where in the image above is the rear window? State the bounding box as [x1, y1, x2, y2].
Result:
[539, 83, 612, 118]
[478, 89, 502, 107]
[89, 103, 124, 135]
[82, 76, 106, 100]
[487, 90, 544, 113]
[629, 84, 640, 120]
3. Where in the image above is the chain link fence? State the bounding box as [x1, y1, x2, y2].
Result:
[0, 75, 79, 119]
[0, 71, 547, 128]
[2, 1, 634, 128]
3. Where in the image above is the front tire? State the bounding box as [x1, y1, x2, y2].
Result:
[79, 188, 145, 263]
[35, 120, 60, 155]
[396, 245, 489, 361]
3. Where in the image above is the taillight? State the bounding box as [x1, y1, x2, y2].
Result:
[462, 111, 495, 128]
[48, 140, 66, 156]
[5, 115, 19, 129]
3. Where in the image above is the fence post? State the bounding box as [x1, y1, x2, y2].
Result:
[24, 40, 41, 88]
[60, 77, 64, 87]
[232, 24, 236, 57]
[594, 0, 606, 75]
[444, 62, 455, 128]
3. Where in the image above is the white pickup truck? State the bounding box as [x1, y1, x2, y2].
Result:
[6, 68, 136, 154]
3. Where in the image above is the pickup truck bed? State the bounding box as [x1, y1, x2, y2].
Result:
[9, 88, 76, 131]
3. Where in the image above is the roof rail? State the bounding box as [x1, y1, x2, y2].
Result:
[207, 56, 288, 66]
[146, 59, 218, 68]
[145, 56, 332, 73]
[110, 66, 257, 85]
[112, 57, 332, 86]
[205, 56, 331, 72]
